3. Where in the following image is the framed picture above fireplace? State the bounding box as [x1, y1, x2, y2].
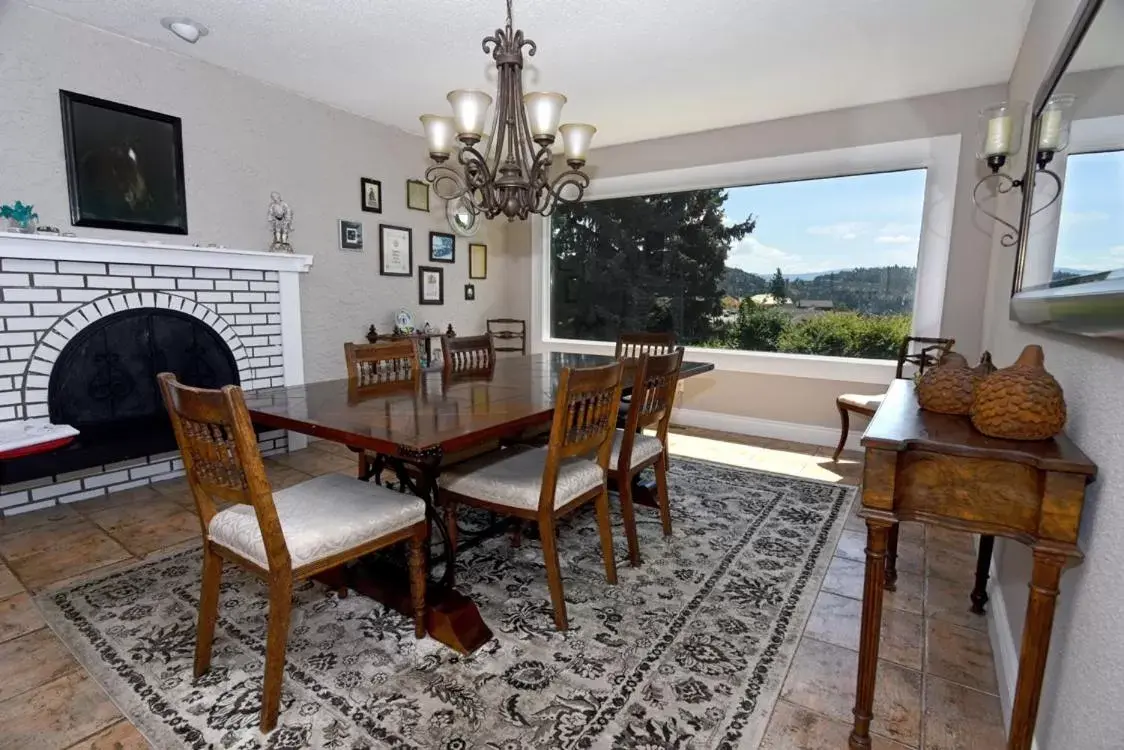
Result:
[59, 90, 188, 234]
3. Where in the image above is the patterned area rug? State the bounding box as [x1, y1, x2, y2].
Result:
[37, 459, 853, 750]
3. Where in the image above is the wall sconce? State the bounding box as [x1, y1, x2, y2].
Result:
[972, 96, 1073, 247]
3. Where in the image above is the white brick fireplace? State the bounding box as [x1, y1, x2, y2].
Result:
[0, 233, 312, 516]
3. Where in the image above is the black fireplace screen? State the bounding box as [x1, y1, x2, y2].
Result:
[49, 308, 238, 428]
[3, 308, 240, 485]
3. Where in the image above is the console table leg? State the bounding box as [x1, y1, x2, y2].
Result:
[971, 535, 995, 615]
[884, 523, 899, 591]
[849, 521, 890, 750]
[1008, 550, 1065, 750]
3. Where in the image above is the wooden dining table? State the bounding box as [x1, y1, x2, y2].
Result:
[243, 352, 714, 653]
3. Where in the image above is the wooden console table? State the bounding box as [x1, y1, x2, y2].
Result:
[849, 380, 1096, 750]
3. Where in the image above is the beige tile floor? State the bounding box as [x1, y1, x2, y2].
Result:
[0, 429, 1006, 749]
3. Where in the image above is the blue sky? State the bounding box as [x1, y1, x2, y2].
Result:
[720, 169, 928, 276]
[1054, 150, 1124, 273]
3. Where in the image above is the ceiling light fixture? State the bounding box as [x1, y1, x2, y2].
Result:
[419, 0, 594, 221]
[160, 17, 209, 44]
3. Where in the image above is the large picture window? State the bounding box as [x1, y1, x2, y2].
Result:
[550, 169, 927, 360]
[1053, 149, 1124, 280]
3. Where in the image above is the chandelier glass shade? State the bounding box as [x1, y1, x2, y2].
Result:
[419, 0, 594, 221]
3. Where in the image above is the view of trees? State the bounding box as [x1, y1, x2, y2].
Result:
[551, 188, 916, 361]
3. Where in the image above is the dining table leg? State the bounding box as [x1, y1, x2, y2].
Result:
[346, 447, 494, 655]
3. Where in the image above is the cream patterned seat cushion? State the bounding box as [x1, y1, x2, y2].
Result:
[610, 429, 664, 469]
[208, 473, 425, 570]
[439, 447, 604, 511]
[838, 393, 885, 412]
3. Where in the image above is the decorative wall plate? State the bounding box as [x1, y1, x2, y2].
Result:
[395, 308, 414, 334]
[445, 197, 480, 237]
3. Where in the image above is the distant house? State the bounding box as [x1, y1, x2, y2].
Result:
[796, 299, 834, 310]
[748, 293, 791, 307]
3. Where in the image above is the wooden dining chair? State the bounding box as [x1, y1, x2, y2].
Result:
[610, 348, 684, 566]
[157, 373, 428, 733]
[486, 318, 527, 355]
[614, 331, 677, 359]
[441, 333, 495, 375]
[344, 340, 421, 479]
[831, 335, 955, 461]
[438, 361, 624, 631]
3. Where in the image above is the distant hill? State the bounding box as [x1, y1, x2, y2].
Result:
[720, 267, 767, 297]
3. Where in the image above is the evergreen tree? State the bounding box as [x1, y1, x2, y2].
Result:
[769, 268, 788, 302]
[550, 190, 755, 344]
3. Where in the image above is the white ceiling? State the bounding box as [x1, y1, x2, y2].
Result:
[25, 0, 1034, 147]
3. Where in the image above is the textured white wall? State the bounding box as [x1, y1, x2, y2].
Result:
[981, 1, 1124, 747]
[0, 2, 511, 384]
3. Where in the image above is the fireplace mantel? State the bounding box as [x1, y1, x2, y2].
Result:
[0, 232, 313, 273]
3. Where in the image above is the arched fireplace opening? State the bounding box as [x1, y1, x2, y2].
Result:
[8, 308, 240, 483]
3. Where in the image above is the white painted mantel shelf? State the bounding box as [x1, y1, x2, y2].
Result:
[0, 232, 313, 273]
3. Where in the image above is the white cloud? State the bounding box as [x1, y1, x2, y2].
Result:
[805, 222, 870, 240]
[875, 234, 918, 245]
[727, 237, 840, 276]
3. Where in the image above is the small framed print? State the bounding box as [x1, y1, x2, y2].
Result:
[464, 283, 475, 301]
[360, 178, 382, 213]
[429, 231, 455, 263]
[339, 220, 363, 250]
[379, 224, 413, 276]
[406, 179, 430, 212]
[418, 265, 444, 305]
[469, 243, 487, 279]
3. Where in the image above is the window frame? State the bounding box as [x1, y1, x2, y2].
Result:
[530, 135, 961, 385]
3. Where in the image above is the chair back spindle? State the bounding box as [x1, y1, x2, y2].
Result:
[895, 336, 955, 379]
[486, 318, 527, 355]
[344, 340, 421, 386]
[615, 331, 677, 360]
[441, 333, 495, 375]
[544, 362, 624, 474]
[157, 373, 290, 570]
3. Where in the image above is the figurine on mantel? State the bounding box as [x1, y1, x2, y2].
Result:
[267, 192, 293, 253]
[365, 325, 378, 344]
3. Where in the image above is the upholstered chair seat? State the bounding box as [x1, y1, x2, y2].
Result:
[439, 447, 603, 511]
[609, 429, 663, 469]
[837, 393, 885, 413]
[209, 473, 426, 570]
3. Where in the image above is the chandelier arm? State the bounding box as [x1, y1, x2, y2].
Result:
[540, 169, 591, 216]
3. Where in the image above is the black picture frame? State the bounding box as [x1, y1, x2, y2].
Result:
[379, 224, 413, 277]
[360, 178, 382, 214]
[406, 179, 430, 212]
[429, 231, 456, 264]
[339, 219, 363, 250]
[418, 265, 444, 305]
[59, 90, 188, 234]
[464, 283, 476, 301]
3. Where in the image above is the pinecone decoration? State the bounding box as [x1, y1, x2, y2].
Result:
[917, 352, 980, 415]
[970, 345, 1066, 440]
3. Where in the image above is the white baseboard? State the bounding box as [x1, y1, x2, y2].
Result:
[670, 407, 863, 452]
[985, 550, 1041, 750]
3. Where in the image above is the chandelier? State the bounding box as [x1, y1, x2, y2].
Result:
[419, 0, 595, 221]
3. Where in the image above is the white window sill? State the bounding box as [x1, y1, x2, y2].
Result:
[538, 337, 897, 385]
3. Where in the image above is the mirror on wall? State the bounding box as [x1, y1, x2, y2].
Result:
[1011, 0, 1124, 337]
